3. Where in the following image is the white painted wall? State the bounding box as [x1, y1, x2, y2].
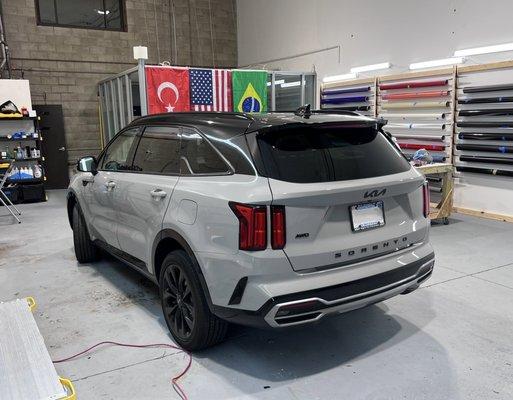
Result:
[237, 0, 513, 93]
[237, 0, 513, 218]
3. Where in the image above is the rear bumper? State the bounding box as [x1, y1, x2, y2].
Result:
[213, 252, 434, 328]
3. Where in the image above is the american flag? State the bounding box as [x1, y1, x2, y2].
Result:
[190, 68, 232, 111]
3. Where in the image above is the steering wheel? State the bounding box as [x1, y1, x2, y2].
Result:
[104, 160, 120, 170]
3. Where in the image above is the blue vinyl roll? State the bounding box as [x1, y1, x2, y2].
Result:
[321, 95, 368, 105]
[322, 92, 370, 100]
[321, 86, 370, 95]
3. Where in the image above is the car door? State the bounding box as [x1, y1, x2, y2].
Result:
[85, 126, 141, 248]
[114, 125, 181, 270]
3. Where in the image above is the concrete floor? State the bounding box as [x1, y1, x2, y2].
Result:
[1, 190, 513, 400]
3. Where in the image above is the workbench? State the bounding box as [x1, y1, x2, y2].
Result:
[416, 163, 454, 224]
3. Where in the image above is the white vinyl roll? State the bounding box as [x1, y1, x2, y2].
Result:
[387, 123, 448, 130]
[381, 100, 450, 109]
[392, 134, 446, 141]
[380, 113, 446, 120]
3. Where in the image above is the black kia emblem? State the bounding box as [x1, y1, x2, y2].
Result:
[364, 188, 386, 198]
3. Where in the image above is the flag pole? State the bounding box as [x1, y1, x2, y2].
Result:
[134, 46, 149, 116]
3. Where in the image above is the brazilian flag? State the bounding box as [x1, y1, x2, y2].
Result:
[232, 70, 268, 113]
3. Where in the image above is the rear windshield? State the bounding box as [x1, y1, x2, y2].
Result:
[257, 125, 410, 183]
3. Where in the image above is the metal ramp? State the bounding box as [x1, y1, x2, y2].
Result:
[0, 298, 74, 400]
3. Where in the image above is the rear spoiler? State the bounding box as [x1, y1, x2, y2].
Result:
[292, 105, 387, 127]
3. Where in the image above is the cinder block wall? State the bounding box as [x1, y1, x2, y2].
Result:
[1, 0, 237, 164]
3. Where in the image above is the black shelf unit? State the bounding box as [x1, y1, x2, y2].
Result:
[0, 115, 46, 204]
[0, 136, 40, 142]
[6, 177, 44, 184]
[0, 116, 38, 121]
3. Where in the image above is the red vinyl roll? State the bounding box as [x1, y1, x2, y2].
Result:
[382, 90, 449, 100]
[399, 142, 445, 151]
[379, 80, 448, 90]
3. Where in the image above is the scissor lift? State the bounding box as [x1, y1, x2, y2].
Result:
[0, 298, 76, 400]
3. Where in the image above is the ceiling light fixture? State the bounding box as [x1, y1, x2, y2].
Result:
[350, 62, 391, 74]
[454, 42, 513, 57]
[409, 57, 464, 70]
[266, 79, 285, 86]
[280, 81, 301, 88]
[322, 72, 357, 83]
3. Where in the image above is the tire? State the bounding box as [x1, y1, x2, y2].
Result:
[72, 205, 100, 263]
[159, 250, 228, 351]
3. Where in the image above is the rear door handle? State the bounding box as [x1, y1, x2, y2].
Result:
[105, 181, 116, 190]
[150, 189, 167, 199]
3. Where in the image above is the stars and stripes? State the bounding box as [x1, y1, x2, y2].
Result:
[190, 68, 232, 111]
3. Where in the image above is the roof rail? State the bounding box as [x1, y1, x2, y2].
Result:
[130, 111, 255, 123]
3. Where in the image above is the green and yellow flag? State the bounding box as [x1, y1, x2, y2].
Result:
[232, 70, 268, 113]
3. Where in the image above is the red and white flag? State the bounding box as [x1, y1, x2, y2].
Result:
[145, 66, 190, 114]
[190, 68, 232, 111]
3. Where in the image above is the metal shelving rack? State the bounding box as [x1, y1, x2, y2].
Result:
[0, 114, 46, 204]
[320, 77, 377, 117]
[377, 68, 456, 164]
[455, 60, 513, 177]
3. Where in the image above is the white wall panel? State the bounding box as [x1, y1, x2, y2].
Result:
[237, 0, 513, 90]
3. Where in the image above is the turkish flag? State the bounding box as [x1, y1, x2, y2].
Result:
[145, 66, 190, 114]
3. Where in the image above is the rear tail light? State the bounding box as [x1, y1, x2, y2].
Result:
[271, 205, 286, 249]
[229, 202, 267, 251]
[423, 181, 430, 218]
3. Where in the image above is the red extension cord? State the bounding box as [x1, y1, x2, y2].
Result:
[52, 341, 192, 400]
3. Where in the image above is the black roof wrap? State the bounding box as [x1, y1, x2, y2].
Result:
[127, 111, 377, 139]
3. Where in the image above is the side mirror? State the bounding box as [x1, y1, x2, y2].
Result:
[77, 156, 98, 175]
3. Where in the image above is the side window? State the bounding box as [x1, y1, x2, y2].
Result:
[100, 127, 140, 171]
[132, 126, 181, 174]
[180, 128, 231, 175]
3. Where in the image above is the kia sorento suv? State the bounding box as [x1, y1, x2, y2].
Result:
[68, 110, 434, 350]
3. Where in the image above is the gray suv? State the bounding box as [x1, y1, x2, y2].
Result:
[68, 110, 434, 350]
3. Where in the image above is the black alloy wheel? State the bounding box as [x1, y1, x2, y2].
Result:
[162, 264, 195, 340]
[159, 250, 228, 350]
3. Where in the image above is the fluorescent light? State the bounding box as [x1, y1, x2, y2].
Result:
[455, 42, 513, 57]
[409, 57, 464, 70]
[280, 81, 301, 88]
[350, 62, 390, 74]
[266, 79, 285, 86]
[96, 9, 110, 15]
[322, 72, 357, 83]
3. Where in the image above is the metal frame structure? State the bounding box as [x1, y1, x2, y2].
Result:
[0, 160, 21, 224]
[267, 71, 317, 111]
[98, 62, 316, 146]
[98, 65, 139, 144]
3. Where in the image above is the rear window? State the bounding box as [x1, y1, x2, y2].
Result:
[257, 125, 410, 183]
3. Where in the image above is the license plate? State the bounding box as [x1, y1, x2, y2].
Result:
[350, 201, 385, 232]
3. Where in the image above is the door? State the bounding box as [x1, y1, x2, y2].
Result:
[114, 126, 181, 268]
[87, 126, 141, 247]
[34, 105, 69, 189]
[256, 122, 427, 272]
